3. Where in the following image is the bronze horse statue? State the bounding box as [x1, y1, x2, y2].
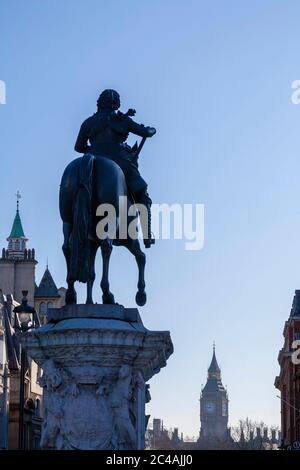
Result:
[59, 154, 147, 307]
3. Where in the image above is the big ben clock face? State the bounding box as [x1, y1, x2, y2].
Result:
[204, 402, 216, 413]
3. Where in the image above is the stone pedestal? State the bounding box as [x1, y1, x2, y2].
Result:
[23, 304, 173, 450]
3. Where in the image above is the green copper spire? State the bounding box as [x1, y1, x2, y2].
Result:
[8, 191, 25, 238]
[9, 209, 25, 238]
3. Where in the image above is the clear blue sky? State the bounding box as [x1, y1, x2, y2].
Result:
[1, 0, 299, 436]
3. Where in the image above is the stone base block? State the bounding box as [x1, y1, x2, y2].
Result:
[47, 303, 140, 323]
[23, 304, 173, 450]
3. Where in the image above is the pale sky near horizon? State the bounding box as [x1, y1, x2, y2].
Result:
[1, 0, 300, 437]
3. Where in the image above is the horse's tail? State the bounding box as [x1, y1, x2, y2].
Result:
[69, 154, 95, 283]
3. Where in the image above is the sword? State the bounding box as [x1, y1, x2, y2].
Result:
[135, 136, 147, 158]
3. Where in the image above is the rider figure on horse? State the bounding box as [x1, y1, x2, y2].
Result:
[74, 89, 156, 248]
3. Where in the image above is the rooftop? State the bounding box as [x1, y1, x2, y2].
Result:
[35, 267, 60, 298]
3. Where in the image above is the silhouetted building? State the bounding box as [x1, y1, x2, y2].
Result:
[146, 419, 185, 450]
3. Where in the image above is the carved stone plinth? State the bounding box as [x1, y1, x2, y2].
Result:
[22, 305, 173, 450]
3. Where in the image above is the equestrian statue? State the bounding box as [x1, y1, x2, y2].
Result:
[59, 89, 156, 307]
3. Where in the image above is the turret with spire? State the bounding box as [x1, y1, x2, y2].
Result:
[198, 344, 230, 444]
[1, 192, 36, 262]
[35, 262, 66, 322]
[0, 193, 37, 304]
[0, 193, 65, 311]
[5, 191, 28, 259]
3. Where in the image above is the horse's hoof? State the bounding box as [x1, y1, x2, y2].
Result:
[136, 291, 147, 307]
[102, 293, 115, 305]
[65, 289, 77, 305]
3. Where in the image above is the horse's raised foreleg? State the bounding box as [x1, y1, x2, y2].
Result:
[126, 239, 146, 307]
[62, 222, 77, 305]
[86, 242, 98, 304]
[100, 238, 115, 304]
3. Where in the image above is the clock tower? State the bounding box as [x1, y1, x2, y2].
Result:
[199, 344, 229, 441]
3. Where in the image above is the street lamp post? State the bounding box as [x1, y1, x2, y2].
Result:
[13, 290, 40, 450]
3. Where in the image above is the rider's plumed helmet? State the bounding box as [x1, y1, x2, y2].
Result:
[97, 89, 120, 111]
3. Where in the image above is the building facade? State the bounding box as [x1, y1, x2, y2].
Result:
[0, 200, 65, 448]
[0, 299, 10, 449]
[275, 289, 300, 448]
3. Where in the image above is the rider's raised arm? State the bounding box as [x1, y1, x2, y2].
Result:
[127, 117, 156, 138]
[74, 121, 91, 154]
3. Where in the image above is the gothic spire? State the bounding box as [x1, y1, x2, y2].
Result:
[35, 265, 60, 298]
[208, 343, 221, 378]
